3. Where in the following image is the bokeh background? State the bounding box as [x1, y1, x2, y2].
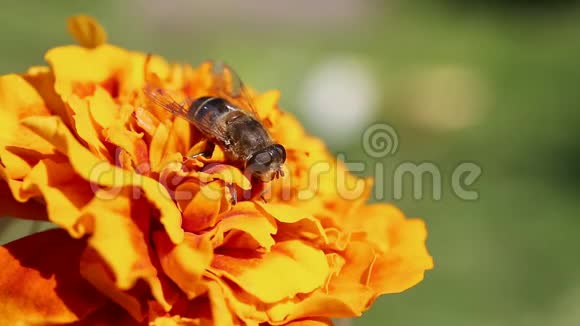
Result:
[2, 0, 580, 325]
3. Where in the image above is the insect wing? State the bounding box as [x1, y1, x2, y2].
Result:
[207, 61, 260, 118]
[143, 85, 229, 140]
[143, 85, 191, 121]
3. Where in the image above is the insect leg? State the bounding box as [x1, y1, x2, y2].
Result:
[226, 183, 238, 205]
[259, 187, 271, 203]
[189, 142, 216, 159]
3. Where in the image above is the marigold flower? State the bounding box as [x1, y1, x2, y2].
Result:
[0, 16, 433, 325]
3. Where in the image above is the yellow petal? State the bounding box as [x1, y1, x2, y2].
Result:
[253, 89, 280, 121]
[153, 231, 213, 299]
[104, 124, 151, 174]
[267, 282, 375, 322]
[67, 15, 107, 49]
[348, 203, 406, 253]
[66, 91, 111, 159]
[211, 201, 277, 250]
[207, 281, 236, 326]
[21, 115, 184, 243]
[80, 247, 148, 321]
[21, 65, 75, 129]
[367, 218, 434, 294]
[21, 159, 93, 234]
[210, 240, 329, 303]
[0, 74, 53, 154]
[178, 180, 228, 232]
[256, 202, 327, 243]
[77, 190, 178, 318]
[45, 44, 151, 100]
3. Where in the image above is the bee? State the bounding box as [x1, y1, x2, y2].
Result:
[143, 61, 286, 183]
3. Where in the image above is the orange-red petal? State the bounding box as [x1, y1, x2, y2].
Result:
[0, 229, 106, 324]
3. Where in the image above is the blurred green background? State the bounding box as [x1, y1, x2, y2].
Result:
[2, 0, 580, 325]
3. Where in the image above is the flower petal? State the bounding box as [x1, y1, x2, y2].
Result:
[21, 159, 94, 234]
[177, 180, 230, 232]
[67, 15, 107, 49]
[78, 189, 176, 314]
[367, 218, 434, 294]
[66, 89, 114, 159]
[0, 229, 106, 324]
[348, 204, 406, 253]
[0, 74, 54, 157]
[104, 124, 151, 174]
[256, 202, 327, 243]
[45, 44, 151, 100]
[210, 240, 329, 303]
[211, 201, 277, 250]
[266, 282, 375, 322]
[253, 90, 280, 120]
[21, 66, 74, 128]
[282, 318, 333, 326]
[206, 281, 236, 326]
[20, 115, 184, 243]
[153, 231, 213, 299]
[0, 180, 48, 220]
[80, 247, 152, 322]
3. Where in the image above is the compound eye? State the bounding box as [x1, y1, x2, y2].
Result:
[253, 151, 272, 165]
[273, 144, 286, 163]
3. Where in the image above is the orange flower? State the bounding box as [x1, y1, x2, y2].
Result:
[0, 16, 433, 325]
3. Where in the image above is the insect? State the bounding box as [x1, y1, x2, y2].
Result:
[143, 61, 286, 183]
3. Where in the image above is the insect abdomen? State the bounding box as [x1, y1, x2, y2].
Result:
[188, 97, 232, 126]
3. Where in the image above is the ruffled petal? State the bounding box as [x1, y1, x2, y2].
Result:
[0, 17, 434, 324]
[210, 240, 329, 303]
[0, 180, 48, 220]
[153, 231, 213, 299]
[0, 229, 106, 324]
[367, 218, 434, 294]
[256, 202, 327, 243]
[21, 66, 74, 128]
[177, 180, 231, 232]
[45, 44, 160, 100]
[20, 159, 94, 234]
[347, 204, 406, 253]
[20, 115, 184, 243]
[77, 190, 176, 314]
[210, 201, 277, 250]
[0, 74, 55, 178]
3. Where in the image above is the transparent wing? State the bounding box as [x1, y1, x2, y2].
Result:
[143, 85, 190, 119]
[206, 60, 260, 118]
[143, 85, 228, 140]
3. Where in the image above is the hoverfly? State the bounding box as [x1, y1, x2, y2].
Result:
[143, 61, 286, 183]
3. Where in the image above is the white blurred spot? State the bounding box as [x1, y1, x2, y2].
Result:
[298, 56, 378, 147]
